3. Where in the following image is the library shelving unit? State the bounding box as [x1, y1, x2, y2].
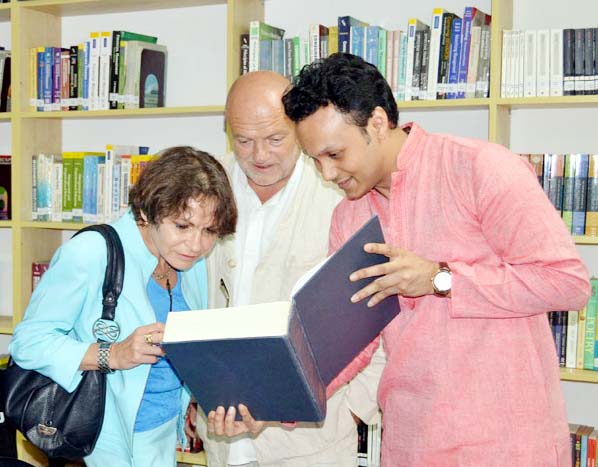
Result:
[2, 0, 264, 465]
[2, 0, 598, 464]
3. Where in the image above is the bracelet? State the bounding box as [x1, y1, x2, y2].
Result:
[97, 342, 114, 374]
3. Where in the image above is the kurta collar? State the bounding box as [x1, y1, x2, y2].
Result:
[395, 122, 426, 173]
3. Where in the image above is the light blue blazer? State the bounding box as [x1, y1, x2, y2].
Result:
[9, 211, 208, 458]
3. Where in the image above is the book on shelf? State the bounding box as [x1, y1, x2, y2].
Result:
[32, 261, 50, 291]
[248, 21, 285, 73]
[123, 41, 167, 109]
[0, 155, 10, 220]
[0, 50, 10, 112]
[109, 30, 158, 109]
[162, 216, 400, 422]
[138, 47, 166, 108]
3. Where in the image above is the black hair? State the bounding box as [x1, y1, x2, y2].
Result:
[282, 53, 398, 129]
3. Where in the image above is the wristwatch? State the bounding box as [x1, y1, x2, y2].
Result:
[431, 262, 452, 296]
[97, 342, 114, 373]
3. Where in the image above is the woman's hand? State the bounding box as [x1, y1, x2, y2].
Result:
[207, 404, 265, 437]
[109, 322, 166, 370]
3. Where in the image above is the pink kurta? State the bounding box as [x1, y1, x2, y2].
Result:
[328, 123, 590, 466]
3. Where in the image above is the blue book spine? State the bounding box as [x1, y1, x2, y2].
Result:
[457, 7, 474, 98]
[365, 26, 379, 67]
[581, 431, 588, 467]
[83, 41, 90, 111]
[338, 16, 352, 54]
[447, 18, 463, 99]
[259, 39, 272, 71]
[37, 49, 45, 111]
[53, 47, 62, 110]
[83, 155, 103, 223]
[572, 154, 589, 235]
[271, 39, 284, 75]
[350, 25, 365, 59]
[111, 162, 121, 222]
[43, 47, 53, 110]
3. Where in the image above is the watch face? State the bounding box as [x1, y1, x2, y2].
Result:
[434, 270, 452, 292]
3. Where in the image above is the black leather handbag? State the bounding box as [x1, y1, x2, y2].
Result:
[0, 224, 124, 460]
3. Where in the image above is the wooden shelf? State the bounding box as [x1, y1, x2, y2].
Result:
[20, 105, 225, 119]
[574, 236, 598, 245]
[177, 450, 207, 465]
[0, 220, 13, 228]
[0, 111, 11, 120]
[496, 95, 598, 108]
[560, 368, 598, 384]
[397, 98, 490, 110]
[15, 0, 225, 17]
[21, 221, 91, 230]
[0, 315, 13, 334]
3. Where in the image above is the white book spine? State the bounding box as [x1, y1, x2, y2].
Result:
[536, 29, 550, 97]
[309, 24, 320, 62]
[549, 28, 564, 96]
[88, 32, 101, 111]
[98, 32, 112, 110]
[501, 30, 511, 97]
[466, 26, 481, 98]
[566, 310, 579, 369]
[119, 157, 131, 216]
[524, 30, 537, 97]
[51, 160, 62, 222]
[248, 21, 260, 73]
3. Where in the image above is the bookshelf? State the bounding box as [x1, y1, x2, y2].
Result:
[2, 0, 265, 465]
[2, 0, 598, 463]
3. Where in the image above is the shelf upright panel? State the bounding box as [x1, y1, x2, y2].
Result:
[488, 0, 513, 146]
[226, 0, 263, 89]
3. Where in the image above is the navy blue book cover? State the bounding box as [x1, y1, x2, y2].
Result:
[163, 216, 399, 421]
[293, 215, 400, 385]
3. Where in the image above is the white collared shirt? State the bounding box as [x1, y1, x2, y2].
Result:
[227, 156, 304, 465]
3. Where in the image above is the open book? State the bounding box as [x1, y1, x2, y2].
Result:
[162, 216, 400, 422]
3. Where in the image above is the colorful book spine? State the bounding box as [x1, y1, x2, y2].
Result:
[584, 279, 598, 370]
[572, 154, 589, 235]
[62, 153, 74, 221]
[447, 17, 463, 99]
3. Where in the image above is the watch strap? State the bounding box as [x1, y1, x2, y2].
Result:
[97, 342, 114, 374]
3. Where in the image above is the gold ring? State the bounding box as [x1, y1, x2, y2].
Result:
[144, 333, 154, 345]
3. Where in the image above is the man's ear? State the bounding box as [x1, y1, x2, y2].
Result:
[369, 106, 391, 139]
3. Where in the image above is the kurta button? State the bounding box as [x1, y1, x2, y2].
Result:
[227, 259, 236, 268]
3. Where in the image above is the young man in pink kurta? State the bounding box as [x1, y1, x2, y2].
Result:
[282, 53, 591, 466]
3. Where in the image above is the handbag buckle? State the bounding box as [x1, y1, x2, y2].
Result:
[37, 424, 57, 436]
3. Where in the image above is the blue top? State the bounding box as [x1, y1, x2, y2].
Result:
[135, 272, 190, 432]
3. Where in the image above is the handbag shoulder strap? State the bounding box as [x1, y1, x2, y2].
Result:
[72, 224, 125, 323]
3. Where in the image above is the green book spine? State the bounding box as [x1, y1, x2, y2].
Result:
[72, 154, 84, 222]
[585, 278, 598, 369]
[378, 28, 387, 78]
[61, 155, 74, 221]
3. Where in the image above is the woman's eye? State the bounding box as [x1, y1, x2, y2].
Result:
[175, 223, 190, 230]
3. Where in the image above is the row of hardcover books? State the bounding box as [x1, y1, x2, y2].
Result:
[0, 48, 10, 112]
[243, 6, 491, 101]
[32, 30, 167, 112]
[357, 420, 382, 467]
[31, 146, 155, 224]
[548, 279, 598, 371]
[502, 28, 598, 98]
[570, 423, 598, 467]
[519, 153, 598, 236]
